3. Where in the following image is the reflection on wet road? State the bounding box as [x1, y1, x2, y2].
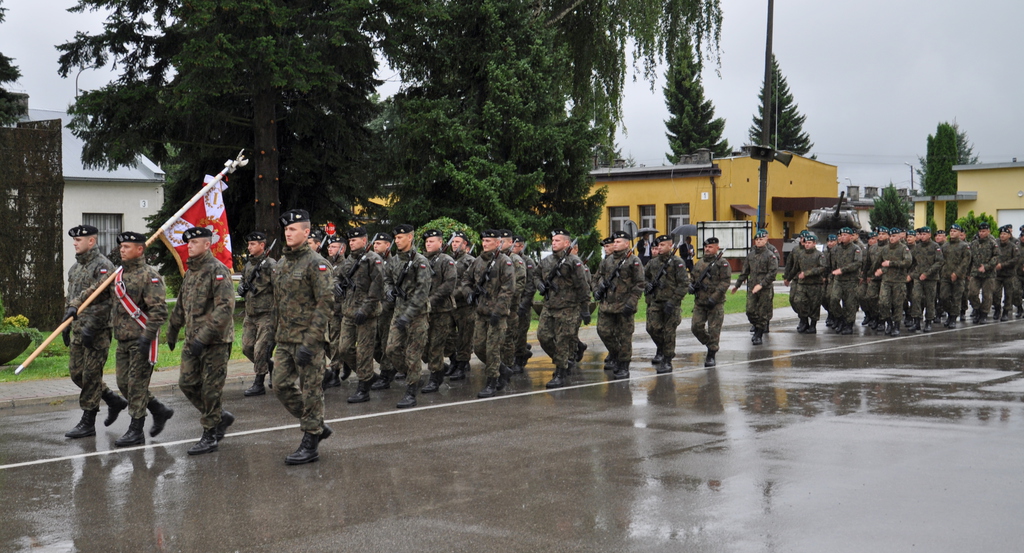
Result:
[2, 321, 1023, 552]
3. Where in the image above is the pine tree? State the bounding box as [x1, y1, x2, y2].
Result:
[748, 55, 813, 155]
[663, 37, 729, 162]
[0, 1, 26, 126]
[868, 184, 911, 230]
[920, 122, 962, 225]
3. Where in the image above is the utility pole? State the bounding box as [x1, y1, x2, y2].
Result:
[756, 0, 774, 231]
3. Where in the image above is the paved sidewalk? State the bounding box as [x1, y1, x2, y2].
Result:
[0, 307, 797, 410]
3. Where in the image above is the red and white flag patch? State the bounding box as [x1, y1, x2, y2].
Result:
[216, 274, 225, 281]
[318, 264, 328, 271]
[99, 269, 108, 274]
[151, 278, 160, 284]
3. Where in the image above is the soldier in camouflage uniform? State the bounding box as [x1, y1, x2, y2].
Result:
[786, 232, 827, 333]
[732, 229, 777, 345]
[862, 228, 889, 330]
[326, 235, 346, 265]
[323, 234, 348, 389]
[644, 235, 690, 373]
[872, 227, 913, 336]
[909, 226, 944, 332]
[594, 230, 645, 380]
[238, 231, 277, 397]
[511, 236, 536, 373]
[420, 229, 457, 394]
[101, 232, 173, 446]
[371, 232, 396, 379]
[499, 230, 527, 375]
[690, 237, 731, 367]
[167, 226, 236, 456]
[991, 225, 1020, 321]
[829, 227, 863, 334]
[857, 231, 878, 327]
[536, 229, 590, 388]
[333, 227, 384, 404]
[573, 240, 594, 367]
[968, 222, 999, 324]
[62, 225, 129, 439]
[269, 210, 334, 465]
[938, 224, 971, 328]
[445, 231, 476, 380]
[381, 224, 432, 408]
[461, 229, 515, 397]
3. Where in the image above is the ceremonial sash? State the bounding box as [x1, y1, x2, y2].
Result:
[114, 267, 160, 364]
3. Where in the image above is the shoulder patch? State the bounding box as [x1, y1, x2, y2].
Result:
[506, 261, 512, 266]
[151, 277, 160, 284]
[419, 264, 427, 269]
[318, 264, 327, 271]
[216, 274, 225, 281]
[448, 261, 455, 265]
[633, 261, 640, 265]
[575, 262, 582, 266]
[375, 259, 381, 264]
[99, 268, 108, 274]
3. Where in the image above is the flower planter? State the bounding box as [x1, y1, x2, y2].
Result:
[0, 333, 32, 365]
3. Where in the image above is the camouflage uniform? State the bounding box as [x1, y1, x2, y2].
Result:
[938, 235, 970, 325]
[829, 240, 863, 329]
[690, 253, 731, 353]
[375, 255, 396, 372]
[909, 238, 943, 324]
[874, 241, 913, 323]
[168, 250, 236, 430]
[992, 237, 1020, 317]
[862, 241, 884, 324]
[594, 249, 645, 367]
[335, 246, 384, 383]
[735, 244, 778, 332]
[536, 250, 589, 373]
[269, 242, 333, 434]
[241, 254, 276, 377]
[446, 249, 477, 369]
[384, 249, 432, 385]
[461, 250, 514, 379]
[968, 233, 999, 318]
[643, 252, 690, 361]
[501, 251, 527, 368]
[66, 248, 116, 411]
[788, 246, 827, 323]
[514, 254, 538, 365]
[424, 249, 457, 378]
[109, 257, 167, 419]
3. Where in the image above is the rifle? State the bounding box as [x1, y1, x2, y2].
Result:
[334, 250, 368, 299]
[468, 253, 499, 305]
[644, 241, 681, 295]
[538, 236, 579, 298]
[688, 249, 727, 295]
[389, 255, 417, 302]
[593, 251, 632, 301]
[238, 239, 277, 297]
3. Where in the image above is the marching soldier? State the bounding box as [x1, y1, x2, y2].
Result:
[873, 227, 913, 336]
[571, 240, 593, 367]
[334, 226, 384, 404]
[270, 209, 334, 464]
[862, 228, 888, 331]
[787, 231, 827, 333]
[536, 229, 590, 388]
[500, 230, 527, 376]
[461, 229, 514, 397]
[732, 229, 777, 345]
[62, 224, 129, 439]
[445, 231, 476, 381]
[968, 222, 998, 324]
[238, 232, 276, 397]
[938, 224, 971, 328]
[909, 226, 943, 332]
[104, 232, 173, 446]
[371, 232, 397, 387]
[167, 227, 236, 456]
[511, 236, 536, 373]
[599, 236, 615, 370]
[421, 228, 457, 394]
[992, 225, 1020, 321]
[323, 233, 349, 389]
[829, 227, 863, 334]
[381, 224, 432, 408]
[822, 234, 838, 328]
[593, 230, 645, 380]
[690, 237, 731, 367]
[643, 235, 690, 373]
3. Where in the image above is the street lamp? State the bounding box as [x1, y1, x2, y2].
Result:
[904, 162, 914, 192]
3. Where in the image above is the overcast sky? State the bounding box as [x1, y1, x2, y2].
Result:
[3, 0, 1022, 193]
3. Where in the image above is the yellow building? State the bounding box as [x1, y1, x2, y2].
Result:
[912, 162, 1024, 230]
[591, 151, 839, 241]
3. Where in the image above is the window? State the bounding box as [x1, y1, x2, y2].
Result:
[639, 205, 656, 230]
[666, 203, 690, 231]
[82, 213, 123, 255]
[608, 206, 630, 235]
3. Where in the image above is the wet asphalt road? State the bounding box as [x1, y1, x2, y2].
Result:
[2, 320, 1024, 553]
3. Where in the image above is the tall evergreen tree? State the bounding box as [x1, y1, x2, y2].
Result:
[917, 120, 978, 190]
[748, 55, 813, 155]
[663, 37, 729, 162]
[920, 122, 961, 224]
[868, 184, 911, 230]
[0, 1, 26, 126]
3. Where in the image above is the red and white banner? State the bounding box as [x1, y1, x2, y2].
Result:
[160, 175, 234, 275]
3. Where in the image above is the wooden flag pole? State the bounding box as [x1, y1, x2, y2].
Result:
[15, 151, 248, 374]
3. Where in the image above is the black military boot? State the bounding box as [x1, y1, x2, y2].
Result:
[546, 366, 566, 389]
[497, 364, 514, 391]
[65, 409, 99, 439]
[890, 320, 901, 337]
[970, 309, 980, 323]
[477, 377, 499, 398]
[923, 319, 932, 333]
[244, 373, 266, 397]
[947, 316, 957, 329]
[751, 328, 764, 345]
[214, 410, 235, 441]
[322, 368, 341, 390]
[115, 417, 146, 447]
[1001, 310, 1010, 322]
[267, 358, 274, 389]
[576, 341, 587, 362]
[656, 356, 674, 375]
[347, 378, 373, 403]
[396, 383, 418, 408]
[978, 312, 989, 324]
[806, 319, 818, 334]
[840, 321, 853, 335]
[825, 314, 835, 329]
[394, 371, 406, 381]
[603, 355, 615, 371]
[147, 398, 174, 437]
[284, 432, 321, 465]
[101, 389, 129, 427]
[704, 349, 717, 368]
[651, 350, 664, 366]
[612, 361, 630, 380]
[341, 363, 353, 381]
[187, 428, 219, 456]
[510, 355, 525, 375]
[420, 371, 444, 394]
[448, 361, 467, 381]
[884, 319, 893, 336]
[861, 315, 871, 326]
[993, 306, 1002, 321]
[796, 317, 808, 333]
[912, 317, 922, 331]
[370, 369, 396, 390]
[519, 349, 533, 371]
